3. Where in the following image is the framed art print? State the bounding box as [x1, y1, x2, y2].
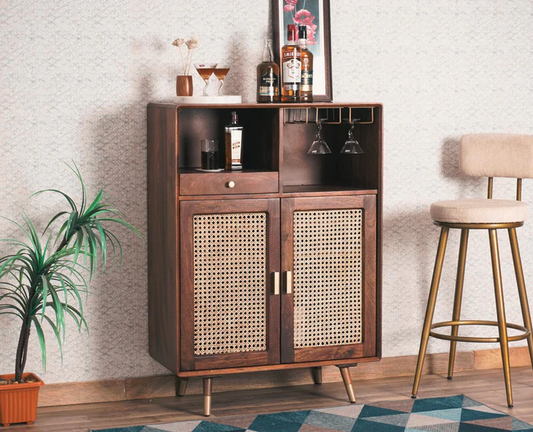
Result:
[273, 0, 333, 102]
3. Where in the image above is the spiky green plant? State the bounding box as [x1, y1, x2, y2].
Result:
[0, 165, 138, 382]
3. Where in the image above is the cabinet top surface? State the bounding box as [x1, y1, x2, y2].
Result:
[148, 102, 383, 109]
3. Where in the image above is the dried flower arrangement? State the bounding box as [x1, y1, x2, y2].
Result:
[172, 37, 199, 76]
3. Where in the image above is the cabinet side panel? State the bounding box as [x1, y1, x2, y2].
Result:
[376, 106, 383, 360]
[148, 105, 179, 373]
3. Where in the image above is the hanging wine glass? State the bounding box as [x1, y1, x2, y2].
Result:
[340, 119, 364, 154]
[307, 121, 331, 155]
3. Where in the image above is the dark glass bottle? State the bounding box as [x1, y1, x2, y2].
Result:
[257, 39, 280, 103]
[298, 25, 313, 102]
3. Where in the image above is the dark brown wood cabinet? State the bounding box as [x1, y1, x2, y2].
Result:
[148, 102, 383, 416]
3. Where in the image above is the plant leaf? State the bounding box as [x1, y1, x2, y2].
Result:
[31, 317, 47, 370]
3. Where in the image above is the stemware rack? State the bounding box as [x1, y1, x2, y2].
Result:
[283, 106, 374, 125]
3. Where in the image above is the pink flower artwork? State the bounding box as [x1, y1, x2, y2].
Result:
[284, 0, 318, 45]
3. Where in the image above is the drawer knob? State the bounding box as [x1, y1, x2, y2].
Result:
[227, 181, 235, 188]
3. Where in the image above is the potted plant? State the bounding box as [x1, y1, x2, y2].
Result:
[0, 165, 137, 427]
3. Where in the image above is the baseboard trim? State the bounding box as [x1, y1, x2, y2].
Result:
[37, 346, 530, 407]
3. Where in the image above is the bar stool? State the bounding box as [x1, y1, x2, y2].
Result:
[412, 133, 533, 408]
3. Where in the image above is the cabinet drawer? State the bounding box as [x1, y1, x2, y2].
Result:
[179, 171, 279, 196]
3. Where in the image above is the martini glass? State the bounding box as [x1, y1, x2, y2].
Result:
[214, 65, 230, 96]
[194, 63, 218, 96]
[340, 119, 364, 154]
[307, 121, 332, 155]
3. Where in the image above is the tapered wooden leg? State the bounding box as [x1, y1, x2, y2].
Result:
[338, 366, 356, 403]
[311, 367, 322, 384]
[412, 227, 449, 398]
[509, 228, 533, 369]
[177, 377, 188, 397]
[489, 229, 513, 408]
[203, 378, 212, 416]
[448, 229, 469, 379]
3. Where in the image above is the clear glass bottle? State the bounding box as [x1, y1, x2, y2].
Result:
[281, 24, 301, 103]
[225, 111, 243, 170]
[298, 25, 313, 102]
[257, 39, 280, 103]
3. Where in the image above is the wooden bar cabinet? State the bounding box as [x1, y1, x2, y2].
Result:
[147, 102, 383, 416]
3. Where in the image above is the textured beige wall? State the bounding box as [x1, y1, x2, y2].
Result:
[1, 0, 533, 384]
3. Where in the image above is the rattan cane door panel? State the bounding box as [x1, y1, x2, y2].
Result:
[281, 196, 377, 363]
[180, 199, 281, 371]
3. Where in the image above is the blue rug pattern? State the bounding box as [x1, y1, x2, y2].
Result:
[92, 395, 533, 431]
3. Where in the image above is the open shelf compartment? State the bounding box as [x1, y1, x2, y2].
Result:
[177, 107, 279, 173]
[281, 105, 381, 193]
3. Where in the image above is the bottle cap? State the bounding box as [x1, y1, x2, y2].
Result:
[298, 25, 307, 39]
[287, 24, 298, 41]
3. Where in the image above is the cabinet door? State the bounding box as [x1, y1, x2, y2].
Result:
[180, 199, 280, 371]
[281, 196, 377, 363]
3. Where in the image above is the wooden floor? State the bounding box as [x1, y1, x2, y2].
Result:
[5, 367, 533, 431]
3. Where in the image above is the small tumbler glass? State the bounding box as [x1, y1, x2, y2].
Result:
[201, 139, 219, 170]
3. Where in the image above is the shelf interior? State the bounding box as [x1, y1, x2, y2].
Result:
[178, 107, 279, 172]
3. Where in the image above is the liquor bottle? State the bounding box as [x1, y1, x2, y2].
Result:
[281, 24, 301, 103]
[298, 25, 313, 102]
[225, 111, 243, 170]
[257, 39, 280, 103]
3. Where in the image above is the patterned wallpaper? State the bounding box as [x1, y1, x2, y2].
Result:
[1, 0, 533, 384]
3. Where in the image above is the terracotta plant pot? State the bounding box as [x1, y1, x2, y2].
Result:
[176, 75, 194, 96]
[0, 373, 44, 427]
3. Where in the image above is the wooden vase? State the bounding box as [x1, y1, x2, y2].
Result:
[0, 373, 44, 427]
[176, 75, 193, 97]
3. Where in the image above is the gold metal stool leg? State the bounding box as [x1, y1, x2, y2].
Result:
[311, 367, 322, 385]
[448, 229, 469, 379]
[203, 378, 212, 416]
[509, 228, 533, 369]
[412, 227, 449, 398]
[338, 366, 356, 403]
[177, 377, 188, 396]
[489, 229, 513, 408]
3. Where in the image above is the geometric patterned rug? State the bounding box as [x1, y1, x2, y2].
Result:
[91, 395, 533, 431]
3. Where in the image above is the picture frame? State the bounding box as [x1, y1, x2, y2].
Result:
[273, 0, 333, 102]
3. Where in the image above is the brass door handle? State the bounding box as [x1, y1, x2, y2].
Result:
[285, 271, 293, 294]
[227, 181, 235, 188]
[273, 272, 280, 295]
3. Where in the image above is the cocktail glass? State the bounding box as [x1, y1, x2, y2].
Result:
[214, 65, 230, 96]
[194, 63, 218, 96]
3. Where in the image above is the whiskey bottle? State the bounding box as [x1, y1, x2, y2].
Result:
[257, 39, 280, 103]
[281, 24, 301, 103]
[298, 25, 313, 102]
[225, 111, 243, 170]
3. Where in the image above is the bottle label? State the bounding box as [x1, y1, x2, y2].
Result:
[259, 70, 279, 96]
[301, 69, 313, 92]
[282, 58, 301, 84]
[231, 130, 242, 164]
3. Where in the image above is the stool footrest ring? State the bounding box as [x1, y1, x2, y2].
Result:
[430, 320, 530, 343]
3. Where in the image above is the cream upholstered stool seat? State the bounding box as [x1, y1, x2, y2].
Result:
[430, 199, 529, 224]
[412, 133, 533, 409]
